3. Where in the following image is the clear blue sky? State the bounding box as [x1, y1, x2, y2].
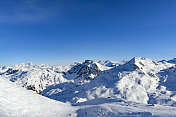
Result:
[0, 0, 176, 65]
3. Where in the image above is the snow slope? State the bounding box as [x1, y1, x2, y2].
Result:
[163, 58, 176, 64]
[0, 77, 76, 117]
[75, 98, 176, 117]
[2, 76, 176, 117]
[42, 57, 176, 106]
[2, 58, 176, 116]
[0, 62, 70, 93]
[0, 60, 113, 93]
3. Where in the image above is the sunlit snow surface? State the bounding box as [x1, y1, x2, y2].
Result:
[42, 57, 176, 105]
[1, 57, 176, 116]
[1, 77, 176, 117]
[0, 77, 76, 117]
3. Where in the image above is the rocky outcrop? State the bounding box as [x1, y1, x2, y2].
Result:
[67, 60, 101, 84]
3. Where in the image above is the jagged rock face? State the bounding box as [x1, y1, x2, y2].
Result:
[0, 68, 19, 75]
[6, 68, 18, 74]
[67, 60, 101, 84]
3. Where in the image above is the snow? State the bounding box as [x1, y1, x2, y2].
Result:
[1, 76, 176, 117]
[1, 57, 176, 116]
[42, 57, 176, 106]
[95, 62, 112, 71]
[98, 60, 126, 67]
[163, 58, 176, 64]
[65, 60, 102, 85]
[0, 77, 76, 117]
[76, 99, 176, 117]
[0, 62, 70, 93]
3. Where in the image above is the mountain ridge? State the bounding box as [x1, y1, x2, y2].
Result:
[1, 57, 176, 106]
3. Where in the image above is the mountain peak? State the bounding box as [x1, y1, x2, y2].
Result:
[131, 57, 147, 62]
[84, 60, 94, 64]
[98, 60, 126, 67]
[121, 57, 161, 72]
[26, 61, 33, 65]
[127, 57, 147, 66]
[66, 60, 101, 84]
[167, 58, 176, 64]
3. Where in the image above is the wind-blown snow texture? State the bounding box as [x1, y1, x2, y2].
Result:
[1, 57, 176, 116]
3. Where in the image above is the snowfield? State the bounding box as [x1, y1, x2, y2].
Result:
[42, 57, 176, 105]
[0, 77, 76, 117]
[1, 57, 176, 116]
[1, 76, 176, 117]
[0, 62, 70, 93]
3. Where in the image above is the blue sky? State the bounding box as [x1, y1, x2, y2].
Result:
[0, 0, 176, 65]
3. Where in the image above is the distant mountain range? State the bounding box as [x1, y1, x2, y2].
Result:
[1, 57, 176, 106]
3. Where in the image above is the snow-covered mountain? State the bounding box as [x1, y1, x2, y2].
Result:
[1, 76, 176, 117]
[2, 57, 176, 116]
[98, 60, 126, 67]
[2, 57, 176, 106]
[0, 60, 110, 93]
[65, 60, 111, 85]
[0, 62, 71, 93]
[42, 57, 176, 106]
[161, 58, 176, 64]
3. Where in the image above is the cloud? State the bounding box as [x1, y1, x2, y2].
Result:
[0, 0, 103, 23]
[0, 0, 58, 23]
